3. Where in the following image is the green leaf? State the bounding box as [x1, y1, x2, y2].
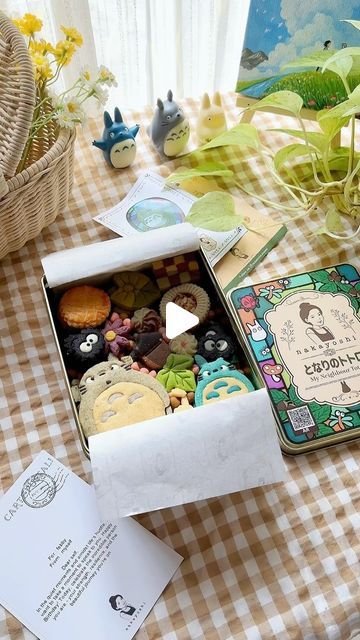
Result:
[274, 143, 315, 171]
[308, 403, 331, 423]
[310, 269, 331, 284]
[163, 354, 193, 371]
[288, 386, 302, 406]
[165, 162, 234, 186]
[248, 90, 303, 116]
[319, 282, 338, 292]
[199, 123, 260, 152]
[342, 19, 360, 31]
[317, 112, 350, 141]
[156, 368, 196, 393]
[316, 422, 335, 437]
[186, 191, 243, 232]
[271, 128, 328, 153]
[270, 389, 289, 405]
[322, 47, 360, 75]
[282, 50, 334, 70]
[325, 206, 345, 233]
[318, 98, 356, 121]
[313, 226, 327, 236]
[323, 55, 353, 82]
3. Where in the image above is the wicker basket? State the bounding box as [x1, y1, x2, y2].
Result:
[0, 14, 75, 259]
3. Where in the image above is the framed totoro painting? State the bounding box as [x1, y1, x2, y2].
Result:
[236, 0, 360, 111]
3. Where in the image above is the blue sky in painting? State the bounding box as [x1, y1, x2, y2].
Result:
[245, 0, 289, 55]
[239, 0, 360, 80]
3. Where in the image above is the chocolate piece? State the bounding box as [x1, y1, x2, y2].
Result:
[131, 332, 171, 371]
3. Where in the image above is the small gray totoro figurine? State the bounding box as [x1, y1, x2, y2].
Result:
[148, 89, 190, 157]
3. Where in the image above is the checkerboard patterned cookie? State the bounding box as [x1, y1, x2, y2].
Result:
[152, 252, 200, 290]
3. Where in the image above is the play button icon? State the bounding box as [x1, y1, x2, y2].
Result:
[165, 302, 199, 339]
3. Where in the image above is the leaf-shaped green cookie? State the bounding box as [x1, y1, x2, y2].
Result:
[164, 354, 193, 371]
[157, 368, 196, 392]
[157, 354, 196, 392]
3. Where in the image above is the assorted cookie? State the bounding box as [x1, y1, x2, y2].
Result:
[78, 360, 171, 437]
[56, 258, 254, 440]
[110, 271, 160, 311]
[160, 283, 210, 323]
[58, 285, 111, 328]
[197, 324, 235, 362]
[63, 329, 105, 370]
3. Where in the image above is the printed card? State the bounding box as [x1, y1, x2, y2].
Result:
[0, 451, 182, 639]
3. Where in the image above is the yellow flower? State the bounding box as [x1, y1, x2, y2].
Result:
[80, 66, 92, 82]
[53, 40, 76, 66]
[29, 39, 54, 56]
[60, 25, 83, 47]
[31, 53, 53, 82]
[97, 65, 117, 87]
[12, 13, 43, 37]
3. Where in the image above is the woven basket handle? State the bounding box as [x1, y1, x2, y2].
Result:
[0, 13, 36, 180]
[0, 167, 8, 199]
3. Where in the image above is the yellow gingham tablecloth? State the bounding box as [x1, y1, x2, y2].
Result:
[0, 94, 359, 640]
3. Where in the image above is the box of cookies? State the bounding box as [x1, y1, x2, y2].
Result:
[41, 224, 266, 459]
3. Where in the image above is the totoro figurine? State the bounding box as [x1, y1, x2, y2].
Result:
[148, 90, 190, 157]
[93, 107, 139, 168]
[196, 92, 227, 144]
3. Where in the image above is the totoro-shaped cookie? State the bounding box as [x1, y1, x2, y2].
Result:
[79, 360, 171, 437]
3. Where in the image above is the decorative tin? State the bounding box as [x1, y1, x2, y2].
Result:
[229, 263, 360, 454]
[41, 248, 255, 459]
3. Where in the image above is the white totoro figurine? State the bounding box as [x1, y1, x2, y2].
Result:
[148, 90, 190, 157]
[196, 92, 227, 144]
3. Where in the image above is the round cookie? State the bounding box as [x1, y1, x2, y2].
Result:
[131, 308, 162, 333]
[160, 284, 210, 323]
[169, 332, 198, 356]
[78, 360, 170, 437]
[197, 324, 235, 362]
[58, 285, 110, 328]
[110, 272, 160, 311]
[63, 329, 105, 369]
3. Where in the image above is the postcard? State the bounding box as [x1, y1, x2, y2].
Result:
[0, 451, 182, 639]
[93, 171, 246, 266]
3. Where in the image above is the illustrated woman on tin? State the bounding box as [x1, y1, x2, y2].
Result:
[299, 303, 334, 345]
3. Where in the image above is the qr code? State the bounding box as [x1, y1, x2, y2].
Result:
[287, 405, 315, 434]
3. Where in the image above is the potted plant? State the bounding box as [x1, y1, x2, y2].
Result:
[167, 19, 360, 240]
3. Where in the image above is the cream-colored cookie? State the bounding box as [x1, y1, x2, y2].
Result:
[160, 284, 210, 323]
[170, 332, 198, 355]
[78, 360, 170, 437]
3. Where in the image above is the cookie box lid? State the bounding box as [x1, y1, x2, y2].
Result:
[42, 223, 199, 289]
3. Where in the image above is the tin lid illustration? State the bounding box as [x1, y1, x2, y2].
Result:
[229, 264, 360, 454]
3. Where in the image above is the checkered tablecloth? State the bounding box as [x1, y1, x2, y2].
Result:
[0, 94, 359, 640]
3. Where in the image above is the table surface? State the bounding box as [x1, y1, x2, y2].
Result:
[0, 94, 359, 640]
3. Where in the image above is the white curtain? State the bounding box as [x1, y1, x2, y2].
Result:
[1, 0, 250, 109]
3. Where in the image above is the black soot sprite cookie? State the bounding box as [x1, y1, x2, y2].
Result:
[63, 329, 105, 369]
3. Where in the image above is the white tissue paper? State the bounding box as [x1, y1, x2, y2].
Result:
[41, 223, 199, 288]
[90, 388, 286, 520]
